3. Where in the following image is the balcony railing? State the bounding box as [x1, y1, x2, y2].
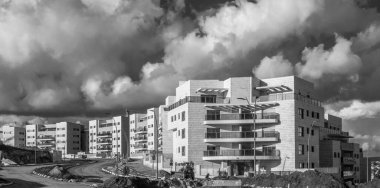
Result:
[204, 149, 279, 157]
[205, 113, 279, 121]
[37, 135, 55, 139]
[205, 131, 279, 139]
[97, 140, 112, 144]
[97, 133, 112, 137]
[341, 143, 354, 151]
[258, 93, 322, 107]
[134, 136, 148, 141]
[165, 96, 229, 111]
[97, 147, 112, 150]
[343, 171, 355, 177]
[343, 157, 356, 164]
[134, 144, 148, 149]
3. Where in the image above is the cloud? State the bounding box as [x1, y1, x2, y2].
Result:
[253, 54, 294, 79]
[296, 35, 362, 81]
[0, 0, 379, 120]
[326, 100, 380, 120]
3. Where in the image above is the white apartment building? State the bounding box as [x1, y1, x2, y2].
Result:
[26, 124, 56, 150]
[164, 76, 359, 177]
[1, 125, 25, 148]
[88, 116, 129, 158]
[129, 113, 148, 157]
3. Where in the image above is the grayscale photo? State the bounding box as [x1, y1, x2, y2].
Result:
[0, 0, 379, 187]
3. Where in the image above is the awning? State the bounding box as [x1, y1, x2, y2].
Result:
[256, 85, 291, 93]
[196, 88, 228, 95]
[205, 102, 279, 112]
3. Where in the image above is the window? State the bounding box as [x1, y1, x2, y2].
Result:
[182, 146, 185, 156]
[178, 113, 180, 120]
[311, 146, 314, 152]
[298, 127, 304, 137]
[182, 129, 185, 139]
[311, 163, 315, 168]
[182, 111, 185, 121]
[178, 130, 180, 136]
[171, 116, 173, 122]
[178, 147, 180, 153]
[337, 153, 340, 158]
[311, 129, 314, 136]
[306, 110, 309, 117]
[316, 113, 320, 119]
[311, 111, 315, 118]
[306, 128, 309, 134]
[299, 162, 304, 168]
[298, 108, 304, 119]
[334, 152, 336, 158]
[174, 115, 176, 121]
[298, 144, 304, 155]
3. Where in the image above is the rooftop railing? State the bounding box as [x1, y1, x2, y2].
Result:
[203, 149, 279, 157]
[258, 93, 322, 107]
[205, 113, 279, 121]
[165, 96, 229, 111]
[205, 131, 279, 139]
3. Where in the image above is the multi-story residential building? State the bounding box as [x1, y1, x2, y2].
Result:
[129, 113, 148, 157]
[319, 114, 361, 183]
[88, 116, 129, 158]
[1, 125, 25, 148]
[26, 124, 56, 150]
[164, 76, 360, 178]
[55, 122, 83, 156]
[81, 125, 89, 154]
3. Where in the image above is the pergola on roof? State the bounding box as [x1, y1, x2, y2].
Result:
[196, 88, 228, 95]
[255, 85, 291, 93]
[205, 101, 279, 112]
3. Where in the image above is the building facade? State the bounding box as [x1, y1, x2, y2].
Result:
[26, 124, 56, 150]
[129, 113, 148, 157]
[163, 76, 360, 177]
[88, 116, 129, 158]
[56, 122, 83, 156]
[1, 125, 25, 148]
[319, 114, 361, 183]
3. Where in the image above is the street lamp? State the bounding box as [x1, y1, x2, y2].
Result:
[237, 96, 259, 176]
[308, 120, 317, 170]
[149, 109, 159, 179]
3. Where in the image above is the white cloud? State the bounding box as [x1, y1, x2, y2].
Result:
[296, 35, 362, 81]
[326, 100, 380, 120]
[253, 54, 294, 79]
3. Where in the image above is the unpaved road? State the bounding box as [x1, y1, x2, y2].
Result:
[68, 159, 114, 181]
[0, 164, 88, 188]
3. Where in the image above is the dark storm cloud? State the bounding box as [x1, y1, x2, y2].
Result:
[0, 0, 380, 128]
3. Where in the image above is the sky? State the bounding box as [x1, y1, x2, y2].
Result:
[0, 0, 380, 156]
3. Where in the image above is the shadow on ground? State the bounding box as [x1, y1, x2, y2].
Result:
[5, 178, 45, 188]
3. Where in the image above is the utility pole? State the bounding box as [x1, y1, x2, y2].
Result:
[35, 124, 37, 164]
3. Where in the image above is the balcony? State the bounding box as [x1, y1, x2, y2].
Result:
[97, 140, 112, 145]
[97, 133, 112, 138]
[97, 147, 112, 151]
[343, 157, 356, 164]
[135, 128, 147, 134]
[134, 136, 148, 142]
[343, 171, 355, 179]
[204, 131, 279, 143]
[204, 113, 279, 125]
[203, 149, 280, 161]
[134, 144, 148, 150]
[37, 135, 55, 140]
[341, 143, 354, 151]
[165, 96, 229, 111]
[258, 93, 322, 107]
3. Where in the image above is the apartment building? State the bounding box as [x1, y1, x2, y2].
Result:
[26, 124, 56, 150]
[55, 122, 83, 156]
[319, 114, 361, 183]
[88, 116, 129, 158]
[129, 113, 148, 157]
[164, 76, 359, 177]
[1, 125, 25, 148]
